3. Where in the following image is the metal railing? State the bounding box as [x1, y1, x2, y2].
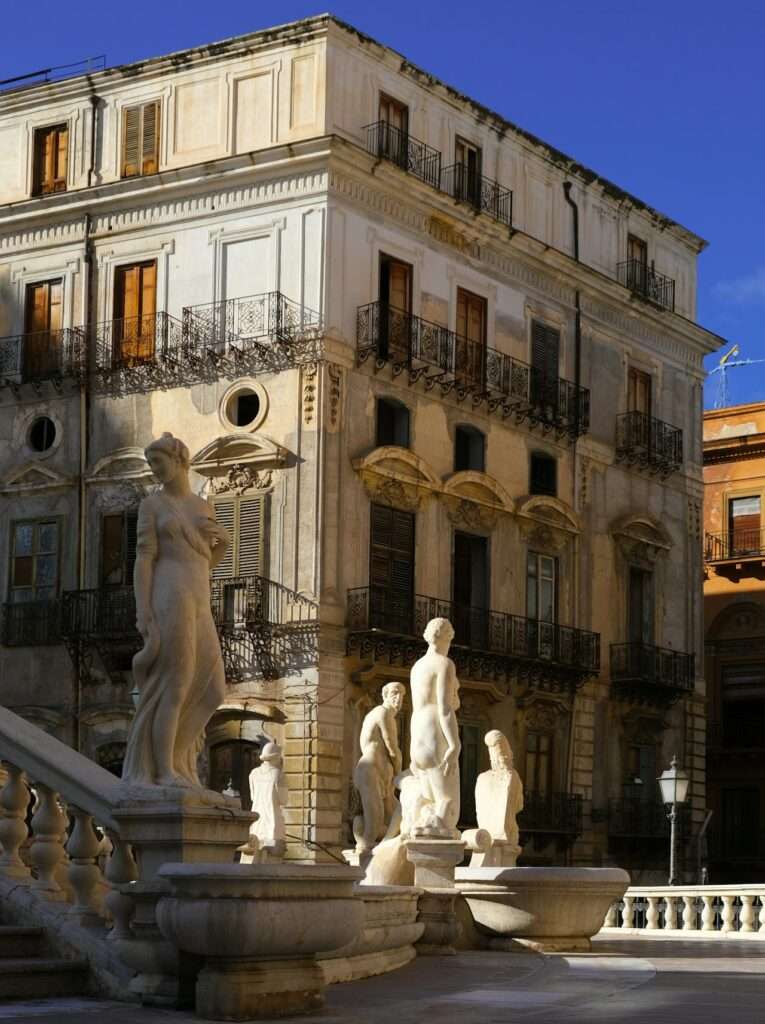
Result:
[0, 328, 84, 388]
[346, 585, 600, 674]
[607, 798, 680, 839]
[2, 601, 61, 646]
[363, 121, 442, 190]
[617, 259, 675, 312]
[441, 163, 513, 226]
[705, 528, 765, 562]
[90, 312, 187, 377]
[610, 642, 694, 696]
[519, 791, 583, 835]
[61, 587, 139, 642]
[356, 301, 589, 436]
[616, 411, 683, 476]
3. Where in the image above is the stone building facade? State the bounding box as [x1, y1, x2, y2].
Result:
[0, 16, 720, 877]
[704, 402, 765, 881]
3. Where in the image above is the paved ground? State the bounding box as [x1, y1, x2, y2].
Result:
[1, 936, 764, 1023]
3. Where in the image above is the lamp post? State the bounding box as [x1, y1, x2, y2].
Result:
[657, 755, 690, 885]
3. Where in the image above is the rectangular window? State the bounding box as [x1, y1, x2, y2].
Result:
[628, 367, 652, 417]
[33, 124, 68, 195]
[9, 520, 59, 603]
[24, 279, 63, 380]
[729, 495, 761, 556]
[379, 94, 408, 134]
[378, 253, 412, 363]
[529, 452, 557, 497]
[452, 531, 488, 649]
[527, 552, 556, 660]
[455, 136, 482, 204]
[101, 511, 138, 587]
[377, 94, 409, 168]
[121, 101, 160, 178]
[459, 723, 481, 827]
[211, 494, 265, 627]
[369, 503, 415, 635]
[625, 743, 656, 803]
[628, 234, 648, 267]
[455, 426, 485, 473]
[456, 288, 487, 391]
[628, 567, 654, 645]
[113, 260, 157, 365]
[526, 731, 552, 797]
[722, 788, 760, 859]
[530, 320, 560, 413]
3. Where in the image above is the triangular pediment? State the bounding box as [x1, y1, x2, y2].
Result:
[0, 461, 73, 494]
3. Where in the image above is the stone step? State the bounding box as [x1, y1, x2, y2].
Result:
[0, 958, 89, 999]
[0, 926, 45, 958]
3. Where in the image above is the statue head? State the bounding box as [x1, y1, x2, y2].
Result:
[485, 729, 513, 772]
[423, 617, 455, 651]
[145, 432, 190, 485]
[260, 741, 282, 767]
[381, 681, 405, 713]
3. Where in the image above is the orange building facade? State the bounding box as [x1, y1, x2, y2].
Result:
[704, 402, 765, 882]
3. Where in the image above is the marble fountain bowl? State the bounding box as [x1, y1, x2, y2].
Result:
[455, 866, 630, 953]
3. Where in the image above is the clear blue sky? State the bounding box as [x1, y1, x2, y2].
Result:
[3, 0, 763, 408]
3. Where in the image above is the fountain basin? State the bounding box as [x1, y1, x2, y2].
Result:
[157, 863, 363, 1020]
[455, 866, 630, 952]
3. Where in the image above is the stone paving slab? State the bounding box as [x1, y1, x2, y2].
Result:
[0, 938, 764, 1023]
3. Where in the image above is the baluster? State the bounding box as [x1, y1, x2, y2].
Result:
[621, 894, 634, 929]
[701, 894, 716, 932]
[721, 895, 735, 933]
[740, 895, 755, 933]
[646, 895, 660, 930]
[604, 902, 618, 928]
[663, 896, 677, 931]
[103, 830, 138, 941]
[758, 896, 765, 933]
[29, 784, 67, 898]
[0, 764, 31, 878]
[66, 808, 103, 926]
[682, 895, 697, 931]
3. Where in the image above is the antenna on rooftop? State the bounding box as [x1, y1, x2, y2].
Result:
[707, 344, 765, 409]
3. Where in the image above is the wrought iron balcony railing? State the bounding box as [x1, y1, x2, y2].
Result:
[363, 121, 442, 190]
[90, 312, 191, 392]
[616, 411, 683, 477]
[0, 328, 84, 391]
[441, 163, 513, 227]
[61, 587, 140, 643]
[610, 642, 694, 707]
[346, 585, 600, 687]
[356, 301, 589, 439]
[519, 791, 583, 836]
[617, 259, 675, 312]
[705, 529, 765, 563]
[209, 574, 318, 633]
[607, 798, 689, 839]
[2, 600, 61, 646]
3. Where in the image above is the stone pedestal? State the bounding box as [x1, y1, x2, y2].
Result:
[197, 958, 325, 1020]
[405, 838, 465, 955]
[112, 796, 254, 1006]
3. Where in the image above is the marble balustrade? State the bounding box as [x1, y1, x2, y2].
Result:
[601, 885, 765, 938]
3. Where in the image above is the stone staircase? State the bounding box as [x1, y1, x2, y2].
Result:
[0, 923, 89, 1000]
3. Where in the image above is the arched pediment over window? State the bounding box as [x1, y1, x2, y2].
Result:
[88, 447, 151, 483]
[516, 494, 580, 551]
[192, 434, 288, 494]
[610, 513, 672, 565]
[442, 470, 513, 531]
[707, 600, 765, 642]
[352, 446, 439, 512]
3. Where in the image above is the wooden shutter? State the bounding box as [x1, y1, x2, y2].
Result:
[211, 499, 236, 579]
[531, 321, 560, 381]
[141, 101, 159, 174]
[34, 126, 68, 195]
[122, 107, 141, 177]
[456, 289, 486, 389]
[369, 504, 414, 633]
[628, 234, 648, 267]
[628, 367, 652, 416]
[730, 496, 761, 553]
[122, 102, 160, 178]
[24, 280, 62, 379]
[211, 495, 264, 578]
[387, 261, 411, 314]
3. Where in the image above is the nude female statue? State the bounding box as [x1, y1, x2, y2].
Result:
[408, 617, 461, 838]
[122, 433, 231, 789]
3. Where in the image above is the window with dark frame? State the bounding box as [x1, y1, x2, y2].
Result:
[376, 397, 410, 448]
[33, 124, 68, 195]
[121, 100, 160, 178]
[9, 520, 59, 603]
[369, 502, 415, 636]
[454, 425, 485, 472]
[628, 566, 654, 645]
[529, 452, 557, 497]
[455, 136, 482, 203]
[459, 722, 481, 826]
[101, 511, 139, 587]
[729, 495, 761, 555]
[455, 288, 487, 390]
[526, 731, 552, 798]
[628, 366, 652, 416]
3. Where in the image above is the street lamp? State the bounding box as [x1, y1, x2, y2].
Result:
[657, 755, 690, 885]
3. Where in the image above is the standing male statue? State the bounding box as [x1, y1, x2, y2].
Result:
[352, 682, 405, 854]
[471, 729, 524, 867]
[407, 617, 461, 839]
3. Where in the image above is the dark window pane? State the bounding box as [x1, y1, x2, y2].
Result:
[13, 556, 34, 587]
[530, 453, 556, 497]
[13, 525, 33, 556]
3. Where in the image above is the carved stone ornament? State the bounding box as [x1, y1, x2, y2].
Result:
[442, 495, 500, 532]
[95, 482, 153, 511]
[517, 498, 578, 553]
[208, 464, 274, 496]
[302, 362, 319, 426]
[622, 711, 666, 747]
[523, 699, 568, 731]
[359, 471, 427, 512]
[611, 516, 672, 567]
[328, 363, 342, 428]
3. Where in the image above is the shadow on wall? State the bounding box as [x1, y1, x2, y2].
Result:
[0, 278, 20, 336]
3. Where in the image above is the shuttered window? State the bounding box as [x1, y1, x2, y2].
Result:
[530, 321, 560, 382]
[456, 289, 487, 390]
[211, 495, 264, 578]
[24, 279, 63, 380]
[369, 503, 415, 634]
[101, 511, 138, 586]
[33, 124, 68, 196]
[113, 261, 157, 365]
[121, 101, 160, 178]
[730, 496, 761, 555]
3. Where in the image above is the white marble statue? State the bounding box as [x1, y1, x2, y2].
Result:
[122, 433, 231, 789]
[240, 741, 287, 863]
[352, 682, 405, 854]
[407, 617, 461, 839]
[471, 729, 524, 867]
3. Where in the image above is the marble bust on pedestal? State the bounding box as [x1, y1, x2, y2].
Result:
[470, 729, 524, 867]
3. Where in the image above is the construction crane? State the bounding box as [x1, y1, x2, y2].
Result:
[707, 344, 765, 408]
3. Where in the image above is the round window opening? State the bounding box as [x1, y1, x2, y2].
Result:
[226, 388, 261, 428]
[29, 416, 56, 453]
